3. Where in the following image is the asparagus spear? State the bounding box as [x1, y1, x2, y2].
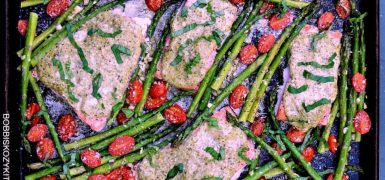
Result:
[338, 35, 352, 144]
[21, 0, 45, 8]
[265, 0, 310, 9]
[17, 0, 84, 57]
[243, 153, 291, 180]
[187, 1, 266, 117]
[242, 3, 319, 122]
[318, 100, 339, 153]
[20, 12, 38, 152]
[134, 23, 171, 116]
[261, 161, 296, 179]
[230, 0, 253, 33]
[227, 114, 299, 179]
[174, 54, 267, 144]
[147, 0, 178, 38]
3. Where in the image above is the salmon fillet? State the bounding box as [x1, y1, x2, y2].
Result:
[282, 25, 342, 130]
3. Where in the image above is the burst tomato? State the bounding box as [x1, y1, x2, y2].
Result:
[108, 136, 135, 156]
[336, 0, 351, 20]
[145, 94, 167, 110]
[106, 166, 135, 180]
[286, 127, 306, 143]
[26, 102, 41, 120]
[164, 104, 187, 124]
[229, 85, 248, 109]
[46, 0, 69, 17]
[36, 138, 56, 161]
[149, 80, 168, 99]
[127, 80, 143, 105]
[27, 124, 48, 142]
[250, 118, 265, 137]
[57, 114, 77, 142]
[239, 44, 258, 65]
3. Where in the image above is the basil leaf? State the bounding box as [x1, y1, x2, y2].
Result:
[92, 73, 103, 100]
[51, 58, 66, 81]
[185, 53, 201, 74]
[206, 116, 219, 128]
[64, 61, 74, 79]
[298, 53, 336, 69]
[87, 28, 122, 38]
[166, 163, 184, 180]
[171, 23, 199, 38]
[204, 146, 225, 160]
[181, 7, 188, 18]
[121, 108, 134, 119]
[202, 177, 222, 180]
[310, 31, 327, 50]
[192, 0, 207, 9]
[170, 39, 194, 66]
[206, 1, 213, 14]
[65, 79, 79, 103]
[287, 84, 308, 94]
[111, 44, 131, 64]
[66, 25, 94, 74]
[212, 29, 225, 46]
[302, 98, 331, 112]
[303, 70, 334, 83]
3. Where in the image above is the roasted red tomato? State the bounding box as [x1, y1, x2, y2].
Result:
[286, 127, 306, 143]
[336, 0, 351, 20]
[46, 0, 69, 17]
[106, 166, 135, 180]
[164, 104, 187, 124]
[352, 73, 367, 93]
[145, 0, 163, 12]
[259, 2, 275, 16]
[145, 95, 167, 110]
[27, 124, 48, 142]
[327, 173, 348, 180]
[81, 149, 102, 168]
[269, 12, 292, 30]
[127, 80, 143, 105]
[150, 80, 168, 99]
[239, 44, 258, 65]
[302, 146, 315, 162]
[328, 135, 338, 154]
[271, 142, 283, 155]
[276, 103, 288, 121]
[26, 102, 41, 120]
[39, 175, 57, 180]
[30, 116, 42, 128]
[353, 110, 371, 134]
[318, 12, 335, 30]
[36, 138, 56, 161]
[17, 19, 28, 36]
[229, 0, 245, 6]
[258, 34, 275, 53]
[229, 85, 248, 109]
[117, 111, 128, 125]
[57, 114, 77, 142]
[108, 135, 135, 156]
[250, 117, 265, 137]
[258, 177, 267, 180]
[88, 174, 107, 180]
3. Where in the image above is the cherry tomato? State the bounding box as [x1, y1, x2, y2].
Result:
[229, 0, 245, 6]
[318, 12, 335, 30]
[352, 73, 366, 93]
[328, 135, 338, 154]
[57, 114, 77, 142]
[88, 174, 107, 180]
[276, 103, 288, 121]
[271, 142, 283, 155]
[164, 104, 187, 125]
[46, 0, 69, 17]
[106, 168, 122, 180]
[145, 0, 163, 11]
[302, 146, 315, 162]
[26, 102, 41, 120]
[81, 149, 102, 168]
[239, 44, 258, 65]
[127, 80, 143, 105]
[27, 124, 48, 142]
[250, 118, 265, 137]
[106, 166, 135, 180]
[145, 95, 167, 110]
[229, 85, 248, 109]
[108, 135, 135, 156]
[353, 110, 371, 134]
[259, 2, 275, 16]
[36, 138, 56, 161]
[258, 177, 267, 180]
[327, 173, 348, 180]
[18, 19, 28, 36]
[258, 34, 275, 53]
[30, 116, 42, 128]
[117, 111, 128, 125]
[149, 80, 168, 99]
[269, 12, 292, 30]
[336, 0, 351, 20]
[39, 175, 57, 180]
[286, 127, 306, 143]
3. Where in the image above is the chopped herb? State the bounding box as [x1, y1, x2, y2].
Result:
[171, 23, 199, 38]
[87, 28, 122, 38]
[287, 84, 308, 94]
[185, 53, 201, 74]
[205, 116, 219, 128]
[170, 39, 194, 66]
[202, 177, 222, 180]
[310, 31, 327, 50]
[91, 73, 103, 100]
[237, 146, 253, 164]
[166, 163, 184, 180]
[204, 146, 225, 160]
[121, 108, 134, 119]
[51, 58, 66, 81]
[192, 0, 207, 9]
[64, 61, 74, 79]
[302, 98, 331, 112]
[303, 70, 334, 83]
[66, 82, 79, 103]
[66, 25, 94, 74]
[181, 7, 189, 18]
[101, 103, 105, 109]
[212, 29, 225, 46]
[111, 44, 131, 64]
[112, 87, 118, 100]
[298, 53, 337, 69]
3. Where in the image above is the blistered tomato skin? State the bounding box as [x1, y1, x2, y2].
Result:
[318, 12, 335, 30]
[286, 127, 306, 143]
[81, 149, 102, 168]
[164, 104, 187, 124]
[46, 0, 69, 17]
[57, 114, 77, 142]
[250, 118, 265, 137]
[36, 138, 56, 161]
[27, 124, 48, 142]
[229, 85, 248, 109]
[353, 110, 371, 134]
[239, 44, 258, 65]
[127, 80, 143, 105]
[108, 135, 135, 156]
[145, 0, 164, 12]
